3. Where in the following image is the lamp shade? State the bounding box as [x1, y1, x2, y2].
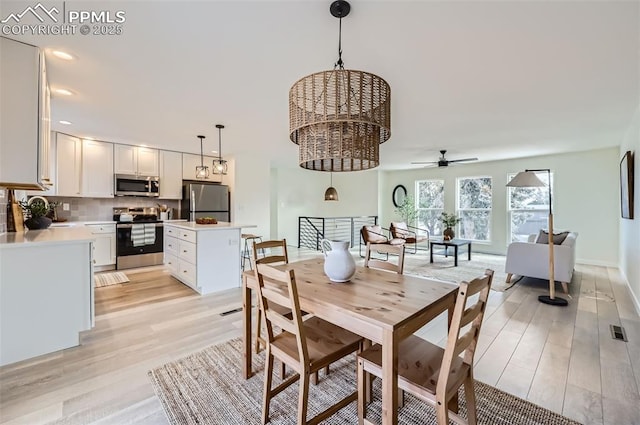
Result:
[289, 70, 391, 172]
[324, 186, 339, 201]
[506, 171, 546, 188]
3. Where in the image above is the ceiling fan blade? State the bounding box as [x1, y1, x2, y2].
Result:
[448, 157, 478, 163]
[410, 161, 438, 165]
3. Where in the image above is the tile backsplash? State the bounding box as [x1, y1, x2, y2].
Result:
[0, 189, 7, 233]
[0, 190, 180, 232]
[49, 197, 180, 222]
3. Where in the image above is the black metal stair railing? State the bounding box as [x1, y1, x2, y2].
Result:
[298, 216, 378, 250]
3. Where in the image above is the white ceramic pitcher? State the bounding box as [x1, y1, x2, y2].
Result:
[320, 239, 356, 283]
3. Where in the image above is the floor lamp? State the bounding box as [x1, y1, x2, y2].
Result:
[507, 169, 568, 306]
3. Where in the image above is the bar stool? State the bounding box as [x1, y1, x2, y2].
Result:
[241, 234, 263, 270]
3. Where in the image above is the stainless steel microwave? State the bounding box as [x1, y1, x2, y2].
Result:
[114, 174, 159, 197]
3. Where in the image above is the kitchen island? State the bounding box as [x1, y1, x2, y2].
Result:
[0, 227, 95, 366]
[164, 222, 255, 295]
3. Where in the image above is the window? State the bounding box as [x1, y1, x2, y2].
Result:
[457, 177, 492, 241]
[507, 172, 552, 242]
[416, 179, 444, 236]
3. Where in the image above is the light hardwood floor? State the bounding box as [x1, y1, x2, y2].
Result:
[1, 249, 638, 425]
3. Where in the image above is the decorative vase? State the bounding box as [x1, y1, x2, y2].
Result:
[24, 216, 52, 230]
[320, 239, 356, 283]
[443, 228, 455, 241]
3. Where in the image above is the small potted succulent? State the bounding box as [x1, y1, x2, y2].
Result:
[18, 198, 56, 230]
[439, 212, 461, 241]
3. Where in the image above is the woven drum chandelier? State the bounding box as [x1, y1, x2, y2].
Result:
[289, 0, 391, 172]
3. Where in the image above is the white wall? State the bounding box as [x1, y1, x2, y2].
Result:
[620, 107, 640, 312]
[379, 148, 620, 265]
[274, 168, 379, 246]
[226, 154, 270, 240]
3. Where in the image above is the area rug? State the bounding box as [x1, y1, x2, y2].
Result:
[403, 252, 512, 292]
[94, 271, 129, 287]
[148, 338, 581, 425]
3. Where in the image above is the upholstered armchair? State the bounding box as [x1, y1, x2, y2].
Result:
[504, 232, 578, 294]
[389, 222, 429, 254]
[359, 225, 405, 257]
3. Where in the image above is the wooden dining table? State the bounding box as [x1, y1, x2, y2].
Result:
[242, 257, 458, 425]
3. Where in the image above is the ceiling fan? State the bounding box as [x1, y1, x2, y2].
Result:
[411, 150, 478, 167]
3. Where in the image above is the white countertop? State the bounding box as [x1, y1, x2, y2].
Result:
[164, 221, 256, 231]
[50, 221, 116, 227]
[0, 227, 95, 248]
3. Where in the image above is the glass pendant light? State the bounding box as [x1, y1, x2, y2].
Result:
[212, 124, 228, 175]
[195, 135, 209, 179]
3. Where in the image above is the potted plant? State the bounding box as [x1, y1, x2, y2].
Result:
[394, 195, 418, 226]
[18, 198, 55, 230]
[439, 212, 461, 241]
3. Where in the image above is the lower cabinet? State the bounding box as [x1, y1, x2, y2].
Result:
[85, 224, 116, 270]
[164, 224, 241, 294]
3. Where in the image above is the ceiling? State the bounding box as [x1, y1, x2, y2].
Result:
[2, 0, 638, 170]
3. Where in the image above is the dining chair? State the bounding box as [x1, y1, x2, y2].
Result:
[364, 242, 405, 274]
[252, 239, 289, 354]
[357, 269, 494, 425]
[255, 263, 363, 425]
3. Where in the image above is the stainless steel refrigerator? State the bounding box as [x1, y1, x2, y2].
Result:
[181, 182, 230, 222]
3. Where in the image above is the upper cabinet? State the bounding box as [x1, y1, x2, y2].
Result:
[114, 145, 159, 176]
[56, 133, 82, 197]
[159, 150, 183, 199]
[0, 38, 51, 190]
[182, 153, 222, 183]
[82, 140, 114, 198]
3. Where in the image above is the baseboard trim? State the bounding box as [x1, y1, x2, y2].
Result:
[576, 259, 618, 267]
[622, 270, 640, 316]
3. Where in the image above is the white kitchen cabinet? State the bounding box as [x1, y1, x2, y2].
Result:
[164, 223, 241, 294]
[114, 145, 159, 176]
[85, 224, 116, 270]
[0, 38, 50, 190]
[37, 51, 53, 187]
[82, 140, 114, 198]
[56, 133, 82, 197]
[159, 150, 183, 199]
[182, 153, 222, 182]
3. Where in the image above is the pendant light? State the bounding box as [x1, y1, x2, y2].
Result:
[195, 135, 209, 179]
[289, 0, 391, 172]
[212, 124, 227, 175]
[324, 172, 339, 201]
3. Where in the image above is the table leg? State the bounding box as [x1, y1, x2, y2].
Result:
[242, 275, 253, 379]
[468, 243, 472, 260]
[381, 329, 399, 425]
[454, 245, 458, 266]
[430, 244, 434, 263]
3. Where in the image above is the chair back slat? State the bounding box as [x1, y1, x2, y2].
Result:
[436, 269, 493, 398]
[255, 263, 309, 365]
[253, 239, 289, 267]
[364, 242, 405, 274]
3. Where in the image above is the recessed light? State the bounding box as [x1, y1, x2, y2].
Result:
[51, 50, 74, 60]
[211, 150, 218, 153]
[54, 88, 73, 96]
[84, 137, 95, 141]
[59, 120, 72, 125]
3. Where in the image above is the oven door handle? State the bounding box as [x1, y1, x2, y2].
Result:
[117, 223, 163, 229]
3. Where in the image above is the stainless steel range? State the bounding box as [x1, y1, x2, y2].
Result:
[113, 207, 163, 270]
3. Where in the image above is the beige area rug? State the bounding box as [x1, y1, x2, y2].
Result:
[402, 251, 512, 291]
[94, 271, 130, 287]
[148, 338, 581, 425]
